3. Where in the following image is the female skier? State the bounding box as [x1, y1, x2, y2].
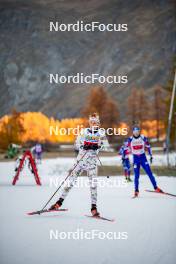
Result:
[49, 113, 108, 216]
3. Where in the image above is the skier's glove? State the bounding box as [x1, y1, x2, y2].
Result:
[83, 144, 99, 150]
[91, 144, 99, 150]
[150, 156, 153, 164]
[83, 144, 89, 150]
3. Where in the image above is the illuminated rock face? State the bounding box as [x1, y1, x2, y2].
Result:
[0, 0, 175, 119]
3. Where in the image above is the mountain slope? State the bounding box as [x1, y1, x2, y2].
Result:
[0, 0, 175, 119]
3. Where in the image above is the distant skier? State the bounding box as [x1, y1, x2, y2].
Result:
[119, 139, 132, 182]
[31, 143, 42, 163]
[127, 126, 163, 197]
[49, 113, 108, 216]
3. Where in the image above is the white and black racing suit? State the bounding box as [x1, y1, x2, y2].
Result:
[59, 127, 109, 206]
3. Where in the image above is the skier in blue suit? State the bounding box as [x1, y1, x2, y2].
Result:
[128, 126, 163, 197]
[119, 140, 132, 182]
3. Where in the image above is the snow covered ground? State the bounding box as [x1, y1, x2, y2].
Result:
[0, 157, 176, 264]
[101, 152, 176, 167]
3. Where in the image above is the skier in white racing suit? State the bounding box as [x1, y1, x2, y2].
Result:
[49, 113, 109, 216]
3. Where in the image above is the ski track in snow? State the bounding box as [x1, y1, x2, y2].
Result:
[0, 156, 176, 264]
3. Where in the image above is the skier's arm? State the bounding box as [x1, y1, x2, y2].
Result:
[99, 131, 110, 151]
[75, 129, 85, 150]
[119, 146, 125, 159]
[144, 137, 152, 156]
[119, 147, 127, 165]
[127, 137, 132, 154]
[119, 146, 123, 156]
[144, 136, 153, 163]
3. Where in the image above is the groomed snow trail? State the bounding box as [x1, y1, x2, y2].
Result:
[0, 158, 175, 264]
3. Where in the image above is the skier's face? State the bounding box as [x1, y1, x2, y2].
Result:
[133, 130, 140, 137]
[89, 120, 99, 129]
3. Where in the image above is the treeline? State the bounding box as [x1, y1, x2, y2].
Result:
[0, 111, 86, 149]
[82, 61, 176, 144]
[0, 68, 175, 149]
[127, 86, 167, 140]
[81, 85, 167, 141]
[81, 62, 176, 146]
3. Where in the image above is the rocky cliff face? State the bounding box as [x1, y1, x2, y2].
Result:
[0, 0, 175, 119]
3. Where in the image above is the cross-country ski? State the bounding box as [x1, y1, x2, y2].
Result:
[27, 208, 68, 215]
[145, 190, 176, 197]
[85, 214, 115, 222]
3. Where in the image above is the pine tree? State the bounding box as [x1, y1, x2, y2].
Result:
[81, 86, 120, 129]
[127, 87, 149, 129]
[127, 88, 139, 126]
[137, 88, 150, 129]
[102, 98, 120, 129]
[82, 86, 107, 117]
[153, 85, 167, 141]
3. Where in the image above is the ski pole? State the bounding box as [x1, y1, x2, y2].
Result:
[96, 153, 103, 166]
[96, 153, 109, 178]
[41, 152, 87, 211]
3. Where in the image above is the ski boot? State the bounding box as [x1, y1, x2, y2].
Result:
[155, 187, 164, 193]
[126, 176, 132, 182]
[134, 191, 139, 198]
[91, 204, 100, 217]
[49, 198, 64, 210]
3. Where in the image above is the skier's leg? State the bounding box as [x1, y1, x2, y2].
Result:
[128, 170, 130, 177]
[128, 165, 131, 177]
[133, 161, 140, 192]
[60, 166, 82, 200]
[50, 165, 82, 209]
[88, 166, 98, 205]
[88, 166, 99, 216]
[126, 159, 131, 181]
[38, 152, 42, 163]
[123, 160, 129, 179]
[141, 156, 157, 189]
[122, 160, 126, 177]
